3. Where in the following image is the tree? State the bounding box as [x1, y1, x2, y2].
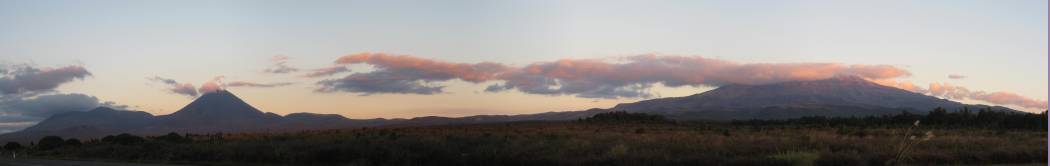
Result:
[156, 132, 189, 143]
[925, 107, 949, 125]
[102, 133, 146, 145]
[3, 142, 21, 151]
[36, 136, 65, 150]
[64, 138, 82, 147]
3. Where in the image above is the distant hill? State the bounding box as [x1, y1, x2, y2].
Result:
[612, 76, 1019, 120]
[0, 77, 1023, 142]
[0, 90, 363, 141]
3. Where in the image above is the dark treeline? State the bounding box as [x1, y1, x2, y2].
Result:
[0, 108, 1044, 165]
[578, 111, 674, 124]
[731, 107, 1048, 130]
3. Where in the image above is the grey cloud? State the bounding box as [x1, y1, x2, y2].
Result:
[0, 65, 92, 95]
[227, 81, 295, 88]
[264, 55, 300, 74]
[148, 76, 199, 97]
[303, 66, 350, 78]
[316, 71, 445, 95]
[318, 53, 508, 94]
[0, 93, 124, 133]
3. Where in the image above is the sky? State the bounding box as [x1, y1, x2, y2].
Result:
[0, 0, 1046, 132]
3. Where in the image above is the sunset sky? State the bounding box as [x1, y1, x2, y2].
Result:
[0, 0, 1046, 132]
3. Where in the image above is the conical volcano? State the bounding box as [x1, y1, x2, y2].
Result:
[169, 90, 267, 118]
[157, 90, 283, 132]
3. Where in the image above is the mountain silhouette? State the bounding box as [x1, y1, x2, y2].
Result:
[156, 90, 284, 133]
[1, 107, 158, 141]
[0, 90, 359, 141]
[0, 77, 1022, 141]
[612, 76, 1017, 120]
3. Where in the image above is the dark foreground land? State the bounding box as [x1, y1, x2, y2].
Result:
[0, 158, 183, 166]
[4, 111, 1047, 166]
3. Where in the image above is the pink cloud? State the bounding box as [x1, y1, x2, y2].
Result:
[198, 76, 225, 94]
[973, 92, 1047, 109]
[322, 53, 912, 98]
[875, 81, 1047, 109]
[490, 55, 911, 98]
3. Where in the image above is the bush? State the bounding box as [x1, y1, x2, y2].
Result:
[64, 139, 82, 147]
[3, 142, 22, 151]
[102, 133, 146, 145]
[770, 151, 819, 166]
[581, 111, 673, 124]
[155, 132, 189, 143]
[36, 136, 64, 150]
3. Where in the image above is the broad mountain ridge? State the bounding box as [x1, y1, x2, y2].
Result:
[612, 76, 1016, 120]
[0, 77, 1020, 141]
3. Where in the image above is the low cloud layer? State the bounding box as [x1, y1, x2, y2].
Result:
[0, 93, 125, 133]
[198, 76, 225, 94]
[318, 53, 908, 98]
[264, 55, 299, 74]
[317, 53, 509, 94]
[0, 65, 92, 95]
[948, 74, 967, 79]
[150, 76, 295, 97]
[488, 55, 910, 98]
[149, 76, 199, 97]
[227, 81, 294, 88]
[876, 80, 1047, 109]
[303, 66, 350, 78]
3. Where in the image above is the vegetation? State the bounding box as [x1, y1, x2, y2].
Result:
[733, 107, 1047, 130]
[5, 108, 1047, 166]
[578, 111, 674, 124]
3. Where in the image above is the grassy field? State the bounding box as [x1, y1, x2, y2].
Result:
[10, 119, 1045, 166]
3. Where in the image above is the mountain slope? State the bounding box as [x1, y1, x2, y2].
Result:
[613, 76, 1014, 120]
[154, 90, 284, 133]
[0, 107, 156, 141]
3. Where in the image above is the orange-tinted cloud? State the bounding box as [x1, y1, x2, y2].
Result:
[314, 52, 1048, 109]
[875, 80, 1047, 109]
[198, 76, 225, 94]
[973, 92, 1047, 109]
[321, 53, 911, 98]
[489, 55, 911, 98]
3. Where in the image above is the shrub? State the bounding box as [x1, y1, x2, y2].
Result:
[36, 136, 64, 150]
[581, 111, 673, 124]
[770, 151, 819, 166]
[3, 142, 21, 151]
[64, 139, 82, 147]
